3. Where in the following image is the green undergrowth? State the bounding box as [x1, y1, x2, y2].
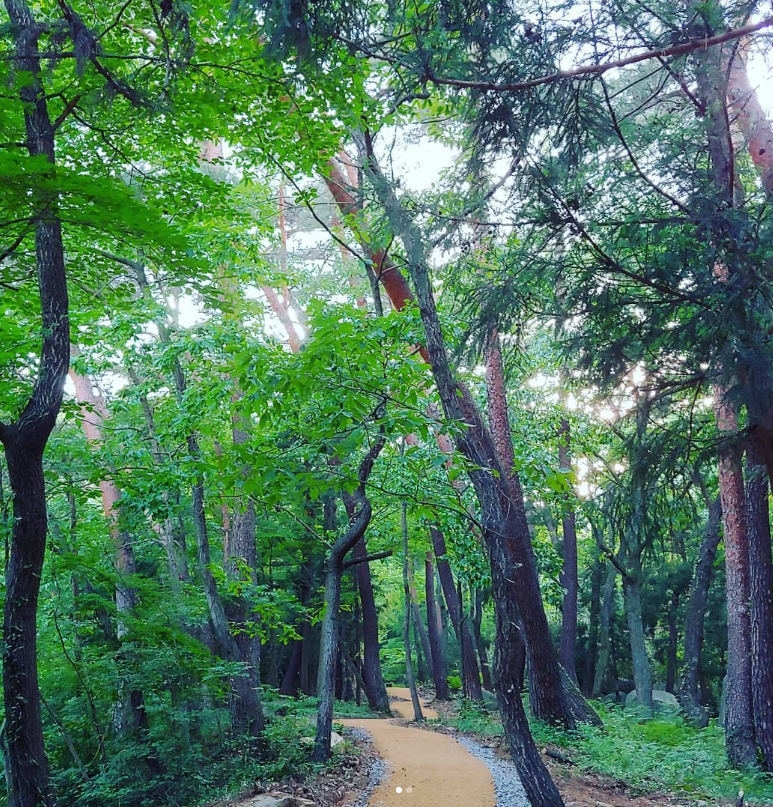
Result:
[448, 699, 773, 804]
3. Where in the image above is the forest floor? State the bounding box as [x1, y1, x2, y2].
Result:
[215, 689, 747, 807]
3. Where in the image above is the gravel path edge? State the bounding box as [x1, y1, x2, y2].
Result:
[456, 736, 531, 807]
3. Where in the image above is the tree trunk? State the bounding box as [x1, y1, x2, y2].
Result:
[351, 540, 391, 712]
[472, 589, 493, 691]
[715, 395, 757, 767]
[429, 527, 482, 700]
[189, 462, 264, 737]
[623, 562, 653, 712]
[364, 153, 567, 801]
[592, 563, 617, 698]
[666, 590, 679, 695]
[582, 556, 603, 697]
[425, 552, 450, 700]
[402, 504, 424, 722]
[558, 420, 579, 684]
[314, 433, 385, 762]
[680, 495, 722, 727]
[408, 558, 434, 680]
[69, 363, 149, 736]
[280, 639, 303, 696]
[223, 497, 264, 733]
[747, 440, 773, 770]
[1, 1, 70, 798]
[485, 331, 596, 728]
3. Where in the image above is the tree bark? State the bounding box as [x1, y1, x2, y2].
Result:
[69, 362, 148, 736]
[747, 439, 773, 770]
[351, 539, 391, 712]
[558, 420, 579, 684]
[364, 149, 567, 803]
[425, 552, 450, 700]
[407, 558, 434, 681]
[1, 0, 70, 800]
[622, 562, 653, 712]
[715, 394, 757, 767]
[582, 555, 603, 696]
[680, 495, 721, 727]
[471, 589, 493, 691]
[429, 527, 483, 700]
[402, 504, 424, 722]
[592, 563, 617, 698]
[485, 330, 595, 727]
[313, 428, 385, 762]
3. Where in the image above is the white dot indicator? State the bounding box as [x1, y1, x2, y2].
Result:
[396, 786, 403, 793]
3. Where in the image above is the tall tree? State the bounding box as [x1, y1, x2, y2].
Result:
[1, 0, 69, 800]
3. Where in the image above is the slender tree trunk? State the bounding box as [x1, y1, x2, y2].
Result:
[189, 461, 264, 737]
[680, 495, 721, 726]
[408, 559, 434, 679]
[69, 363, 149, 736]
[558, 420, 579, 683]
[665, 590, 679, 694]
[623, 561, 653, 712]
[351, 540, 391, 712]
[715, 395, 757, 767]
[429, 527, 482, 700]
[425, 552, 450, 700]
[402, 504, 424, 722]
[747, 440, 773, 770]
[583, 556, 603, 696]
[472, 589, 493, 691]
[280, 640, 303, 696]
[592, 563, 617, 698]
[1, 1, 70, 798]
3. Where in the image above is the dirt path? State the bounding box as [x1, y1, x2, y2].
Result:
[339, 688, 495, 807]
[383, 687, 438, 720]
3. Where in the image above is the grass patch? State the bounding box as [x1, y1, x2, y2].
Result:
[447, 699, 773, 804]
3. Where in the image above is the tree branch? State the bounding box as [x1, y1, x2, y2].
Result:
[343, 549, 393, 570]
[425, 16, 773, 94]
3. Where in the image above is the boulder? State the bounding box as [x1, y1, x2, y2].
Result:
[625, 689, 679, 711]
[299, 730, 344, 748]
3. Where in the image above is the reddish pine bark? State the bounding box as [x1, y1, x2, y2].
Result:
[715, 393, 757, 766]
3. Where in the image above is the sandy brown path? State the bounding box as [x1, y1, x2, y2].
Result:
[384, 687, 439, 720]
[339, 688, 495, 807]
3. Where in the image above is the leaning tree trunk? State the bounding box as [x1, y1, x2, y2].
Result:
[485, 329, 596, 728]
[747, 440, 773, 770]
[1, 1, 70, 800]
[364, 151, 566, 803]
[680, 495, 721, 727]
[425, 552, 451, 700]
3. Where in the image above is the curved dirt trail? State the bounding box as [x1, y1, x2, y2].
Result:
[340, 688, 495, 807]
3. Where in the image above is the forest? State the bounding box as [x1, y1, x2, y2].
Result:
[3, 0, 773, 805]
